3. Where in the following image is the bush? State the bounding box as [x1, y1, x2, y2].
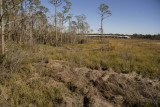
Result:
[4, 42, 28, 72]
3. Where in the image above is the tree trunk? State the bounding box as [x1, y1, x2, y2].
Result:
[8, 2, 11, 41]
[20, 0, 25, 43]
[0, 0, 5, 56]
[60, 14, 64, 45]
[55, 4, 57, 47]
[101, 14, 104, 51]
[69, 19, 72, 44]
[29, 0, 33, 46]
[8, 14, 11, 40]
[12, 1, 17, 42]
[24, 0, 27, 42]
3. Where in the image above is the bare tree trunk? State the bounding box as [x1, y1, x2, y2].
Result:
[12, 1, 17, 42]
[101, 14, 104, 51]
[29, 0, 33, 46]
[8, 15, 11, 40]
[55, 4, 57, 47]
[8, 2, 11, 41]
[20, 0, 24, 43]
[0, 0, 5, 56]
[60, 14, 64, 45]
[24, 0, 27, 42]
[69, 19, 72, 44]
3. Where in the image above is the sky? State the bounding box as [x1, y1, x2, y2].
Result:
[41, 0, 160, 35]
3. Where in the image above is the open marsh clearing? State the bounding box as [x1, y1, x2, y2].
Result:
[45, 38, 160, 79]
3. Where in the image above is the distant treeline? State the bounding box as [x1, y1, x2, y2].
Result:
[130, 34, 160, 40]
[88, 33, 160, 40]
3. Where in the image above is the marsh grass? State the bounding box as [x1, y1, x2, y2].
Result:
[45, 38, 160, 79]
[0, 38, 159, 106]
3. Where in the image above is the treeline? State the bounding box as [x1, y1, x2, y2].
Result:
[89, 33, 160, 40]
[130, 34, 160, 40]
[107, 33, 160, 40]
[0, 0, 91, 57]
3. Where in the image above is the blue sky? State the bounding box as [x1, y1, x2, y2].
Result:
[41, 0, 160, 35]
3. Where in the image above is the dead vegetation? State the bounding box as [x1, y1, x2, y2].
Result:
[45, 60, 160, 107]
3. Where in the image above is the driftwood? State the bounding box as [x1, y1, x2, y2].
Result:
[88, 47, 104, 51]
